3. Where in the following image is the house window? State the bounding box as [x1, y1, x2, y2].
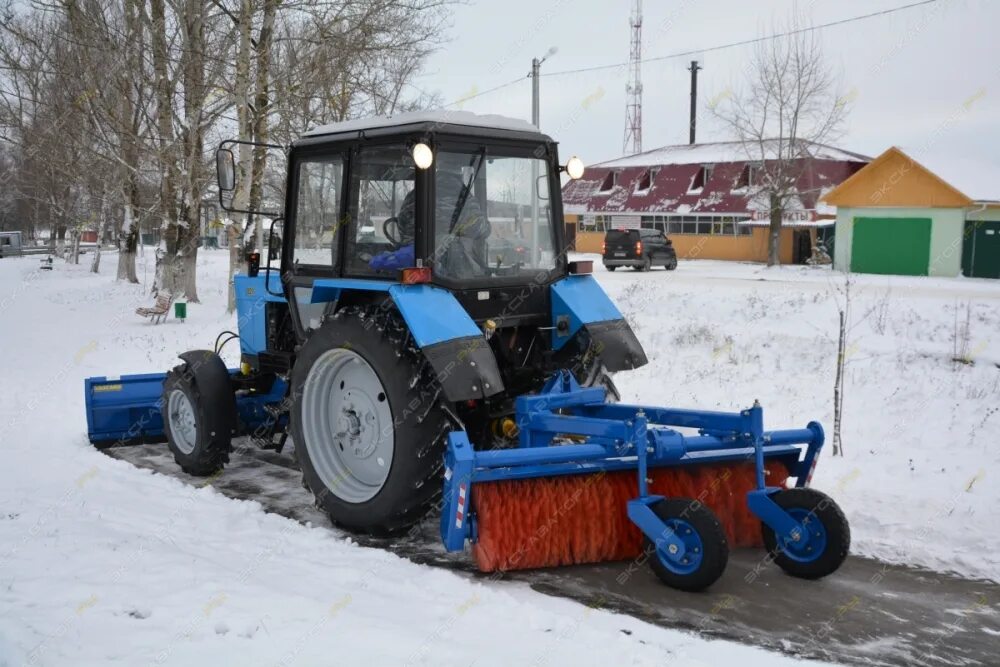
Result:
[635, 167, 657, 193]
[735, 163, 761, 190]
[590, 214, 613, 231]
[736, 165, 750, 190]
[599, 171, 617, 192]
[688, 164, 712, 193]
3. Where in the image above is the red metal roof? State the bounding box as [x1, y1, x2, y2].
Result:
[562, 141, 869, 216]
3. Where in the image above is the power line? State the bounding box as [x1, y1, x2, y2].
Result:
[443, 75, 527, 108]
[436, 0, 940, 109]
[541, 0, 941, 79]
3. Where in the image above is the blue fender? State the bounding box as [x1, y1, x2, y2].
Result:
[309, 278, 503, 401]
[550, 275, 648, 370]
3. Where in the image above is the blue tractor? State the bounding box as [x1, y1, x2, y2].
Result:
[85, 111, 849, 591]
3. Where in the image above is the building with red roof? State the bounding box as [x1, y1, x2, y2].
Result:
[562, 140, 869, 264]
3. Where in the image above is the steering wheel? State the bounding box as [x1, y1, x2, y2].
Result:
[382, 217, 403, 249]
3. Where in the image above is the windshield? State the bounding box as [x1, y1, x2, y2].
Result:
[432, 149, 556, 281]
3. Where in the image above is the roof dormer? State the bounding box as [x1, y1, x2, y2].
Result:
[635, 167, 657, 194]
[688, 164, 713, 193]
[599, 170, 618, 193]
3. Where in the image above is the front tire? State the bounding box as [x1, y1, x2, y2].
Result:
[645, 498, 729, 591]
[761, 488, 850, 579]
[291, 306, 449, 535]
[163, 365, 231, 476]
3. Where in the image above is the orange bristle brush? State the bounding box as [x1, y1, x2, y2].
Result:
[472, 461, 789, 573]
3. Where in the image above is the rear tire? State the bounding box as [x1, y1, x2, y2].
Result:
[291, 305, 449, 535]
[162, 365, 231, 476]
[605, 265, 617, 272]
[761, 488, 850, 579]
[645, 498, 729, 591]
[636, 256, 651, 271]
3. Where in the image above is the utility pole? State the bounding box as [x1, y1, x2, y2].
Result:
[528, 47, 555, 129]
[529, 48, 555, 265]
[688, 60, 702, 145]
[531, 57, 541, 128]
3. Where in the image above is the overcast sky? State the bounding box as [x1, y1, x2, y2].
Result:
[415, 0, 1000, 199]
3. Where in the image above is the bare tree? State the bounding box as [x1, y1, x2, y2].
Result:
[1, 0, 449, 308]
[710, 15, 849, 266]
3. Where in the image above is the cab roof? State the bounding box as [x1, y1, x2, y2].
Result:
[300, 110, 551, 144]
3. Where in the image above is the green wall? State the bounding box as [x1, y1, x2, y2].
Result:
[833, 207, 965, 277]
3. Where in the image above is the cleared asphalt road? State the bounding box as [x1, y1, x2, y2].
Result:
[107, 442, 1000, 667]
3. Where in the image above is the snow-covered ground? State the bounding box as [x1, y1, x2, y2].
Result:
[0, 251, 839, 667]
[585, 254, 1000, 582]
[1, 249, 998, 665]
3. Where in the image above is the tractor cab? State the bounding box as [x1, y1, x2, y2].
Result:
[289, 112, 564, 286]
[216, 111, 641, 406]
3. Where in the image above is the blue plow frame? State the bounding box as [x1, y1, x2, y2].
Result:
[441, 371, 825, 557]
[85, 371, 287, 447]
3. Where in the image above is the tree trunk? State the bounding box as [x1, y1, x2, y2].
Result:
[115, 0, 142, 284]
[176, 0, 206, 304]
[832, 310, 846, 456]
[248, 0, 277, 232]
[56, 224, 66, 257]
[91, 193, 108, 273]
[767, 192, 782, 267]
[227, 0, 254, 313]
[151, 0, 178, 295]
[116, 199, 139, 282]
[70, 227, 81, 264]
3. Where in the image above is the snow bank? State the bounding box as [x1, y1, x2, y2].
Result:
[0, 253, 833, 666]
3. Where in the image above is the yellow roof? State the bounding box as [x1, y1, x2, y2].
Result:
[821, 146, 973, 208]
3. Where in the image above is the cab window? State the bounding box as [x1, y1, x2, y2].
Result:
[433, 148, 556, 282]
[346, 146, 416, 276]
[293, 156, 345, 268]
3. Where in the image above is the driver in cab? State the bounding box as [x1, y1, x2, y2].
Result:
[369, 155, 490, 279]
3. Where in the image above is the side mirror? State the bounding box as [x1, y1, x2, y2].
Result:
[217, 148, 236, 192]
[215, 139, 285, 217]
[536, 173, 549, 201]
[268, 218, 283, 255]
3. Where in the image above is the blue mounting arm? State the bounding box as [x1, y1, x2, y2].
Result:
[440, 371, 827, 554]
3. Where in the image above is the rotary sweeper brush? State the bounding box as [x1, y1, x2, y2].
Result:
[84, 111, 850, 591]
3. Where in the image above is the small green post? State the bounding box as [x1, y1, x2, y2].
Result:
[174, 301, 187, 322]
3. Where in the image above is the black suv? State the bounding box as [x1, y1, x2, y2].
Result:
[602, 228, 677, 271]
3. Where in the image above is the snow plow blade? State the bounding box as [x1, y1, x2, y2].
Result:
[84, 370, 284, 448]
[85, 373, 171, 447]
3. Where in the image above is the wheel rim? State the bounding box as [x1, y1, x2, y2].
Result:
[301, 348, 394, 503]
[776, 508, 828, 563]
[654, 518, 704, 575]
[167, 389, 198, 455]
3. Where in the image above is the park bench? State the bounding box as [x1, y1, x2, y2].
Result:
[136, 292, 174, 324]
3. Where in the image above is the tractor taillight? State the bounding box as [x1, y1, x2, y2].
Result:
[401, 267, 432, 284]
[635, 240, 643, 254]
[247, 252, 260, 277]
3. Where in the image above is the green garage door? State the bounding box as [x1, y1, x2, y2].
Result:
[961, 220, 1000, 279]
[851, 217, 931, 276]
